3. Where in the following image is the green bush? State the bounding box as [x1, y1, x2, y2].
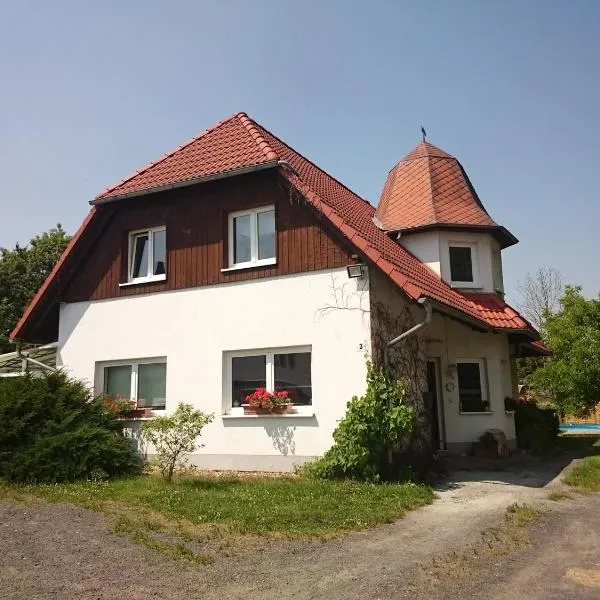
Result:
[302, 362, 414, 481]
[0, 372, 142, 483]
[142, 403, 213, 482]
[514, 401, 559, 454]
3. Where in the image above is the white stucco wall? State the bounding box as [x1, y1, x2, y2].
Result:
[400, 230, 504, 294]
[369, 268, 516, 453]
[57, 268, 371, 470]
[425, 313, 516, 451]
[399, 231, 442, 276]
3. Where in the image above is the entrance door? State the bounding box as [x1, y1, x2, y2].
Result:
[426, 359, 446, 450]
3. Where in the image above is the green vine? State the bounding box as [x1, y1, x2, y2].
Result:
[302, 362, 414, 481]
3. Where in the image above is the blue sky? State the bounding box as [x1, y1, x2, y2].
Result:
[1, 0, 598, 303]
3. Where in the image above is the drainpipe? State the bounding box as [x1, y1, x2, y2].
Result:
[16, 342, 57, 373]
[384, 298, 433, 367]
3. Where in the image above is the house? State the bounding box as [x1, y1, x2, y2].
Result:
[10, 113, 546, 470]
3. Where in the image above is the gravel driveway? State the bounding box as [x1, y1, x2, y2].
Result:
[1, 460, 596, 600]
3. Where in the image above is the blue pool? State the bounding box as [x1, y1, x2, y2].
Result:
[560, 423, 600, 430]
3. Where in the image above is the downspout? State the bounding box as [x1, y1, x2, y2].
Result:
[384, 297, 433, 367]
[16, 342, 57, 373]
[383, 297, 433, 469]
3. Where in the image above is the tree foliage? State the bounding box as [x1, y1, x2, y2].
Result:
[528, 286, 600, 417]
[302, 362, 414, 481]
[0, 225, 70, 351]
[0, 372, 142, 483]
[142, 403, 213, 482]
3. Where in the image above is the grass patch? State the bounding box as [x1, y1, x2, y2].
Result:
[564, 456, 600, 492]
[547, 491, 572, 501]
[112, 515, 214, 564]
[418, 503, 543, 589]
[0, 474, 434, 538]
[505, 502, 542, 527]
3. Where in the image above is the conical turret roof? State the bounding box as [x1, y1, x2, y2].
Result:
[374, 141, 516, 248]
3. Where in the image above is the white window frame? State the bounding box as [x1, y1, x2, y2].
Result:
[124, 226, 167, 285]
[225, 205, 276, 270]
[223, 346, 313, 415]
[97, 357, 167, 412]
[449, 241, 479, 288]
[456, 358, 490, 414]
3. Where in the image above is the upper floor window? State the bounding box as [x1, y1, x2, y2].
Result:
[129, 226, 167, 283]
[228, 206, 276, 268]
[449, 242, 477, 287]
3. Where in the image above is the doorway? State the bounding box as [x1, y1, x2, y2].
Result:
[426, 359, 446, 451]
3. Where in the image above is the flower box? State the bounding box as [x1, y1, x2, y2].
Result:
[118, 407, 153, 420]
[242, 388, 293, 415]
[242, 402, 293, 415]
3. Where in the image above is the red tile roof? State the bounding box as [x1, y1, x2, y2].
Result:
[375, 141, 517, 248]
[96, 113, 278, 200]
[11, 113, 538, 342]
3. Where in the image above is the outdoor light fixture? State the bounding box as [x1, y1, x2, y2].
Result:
[346, 263, 365, 279]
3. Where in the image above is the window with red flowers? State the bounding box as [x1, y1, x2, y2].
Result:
[228, 348, 312, 409]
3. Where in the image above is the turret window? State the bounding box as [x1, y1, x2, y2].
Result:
[449, 243, 477, 287]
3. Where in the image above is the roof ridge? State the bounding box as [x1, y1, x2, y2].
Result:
[246, 115, 374, 208]
[235, 113, 278, 161]
[95, 112, 242, 200]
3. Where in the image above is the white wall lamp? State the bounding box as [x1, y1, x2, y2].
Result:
[346, 263, 366, 279]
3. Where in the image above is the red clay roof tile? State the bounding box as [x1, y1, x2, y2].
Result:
[11, 113, 538, 342]
[374, 141, 516, 248]
[95, 113, 277, 200]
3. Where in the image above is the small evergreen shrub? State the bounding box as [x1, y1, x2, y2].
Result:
[514, 401, 559, 454]
[302, 362, 414, 481]
[0, 372, 142, 483]
[142, 403, 213, 482]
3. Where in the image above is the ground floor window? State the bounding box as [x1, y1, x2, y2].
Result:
[228, 348, 312, 408]
[456, 359, 489, 412]
[101, 359, 167, 410]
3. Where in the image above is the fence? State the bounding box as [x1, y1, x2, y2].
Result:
[562, 404, 600, 425]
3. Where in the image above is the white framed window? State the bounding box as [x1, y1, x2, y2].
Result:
[224, 347, 312, 411]
[99, 358, 167, 410]
[227, 206, 276, 269]
[127, 226, 167, 283]
[456, 358, 489, 413]
[449, 242, 478, 287]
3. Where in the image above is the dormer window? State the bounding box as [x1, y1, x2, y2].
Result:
[449, 242, 478, 287]
[128, 226, 167, 283]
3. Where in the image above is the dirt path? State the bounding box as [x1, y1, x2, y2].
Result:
[414, 491, 600, 600]
[0, 463, 591, 600]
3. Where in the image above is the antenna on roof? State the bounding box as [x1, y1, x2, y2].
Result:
[421, 126, 427, 142]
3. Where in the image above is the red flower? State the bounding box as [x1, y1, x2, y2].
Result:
[244, 387, 292, 411]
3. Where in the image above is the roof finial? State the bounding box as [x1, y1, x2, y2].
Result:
[421, 126, 427, 142]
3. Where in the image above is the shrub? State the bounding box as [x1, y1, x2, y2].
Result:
[0, 372, 142, 483]
[514, 400, 559, 454]
[142, 403, 213, 482]
[302, 362, 414, 481]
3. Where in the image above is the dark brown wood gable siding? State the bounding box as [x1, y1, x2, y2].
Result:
[63, 171, 355, 303]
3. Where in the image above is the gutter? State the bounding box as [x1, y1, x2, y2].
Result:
[16, 342, 58, 373]
[91, 160, 280, 205]
[424, 298, 539, 339]
[384, 298, 433, 367]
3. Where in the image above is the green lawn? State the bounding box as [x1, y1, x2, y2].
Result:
[564, 456, 600, 492]
[1, 475, 434, 538]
